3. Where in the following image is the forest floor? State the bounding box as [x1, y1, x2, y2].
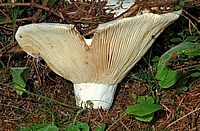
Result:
[0, 0, 200, 131]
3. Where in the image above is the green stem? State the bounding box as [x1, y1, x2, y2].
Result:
[106, 113, 127, 131]
[73, 108, 85, 124]
[0, 82, 79, 109]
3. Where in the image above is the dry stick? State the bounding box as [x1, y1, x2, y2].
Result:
[97, 108, 104, 121]
[120, 121, 131, 131]
[0, 2, 61, 18]
[181, 14, 200, 35]
[160, 102, 172, 121]
[174, 64, 200, 72]
[0, 25, 14, 31]
[0, 9, 17, 27]
[114, 4, 139, 20]
[0, 17, 35, 25]
[0, 41, 17, 53]
[166, 107, 200, 128]
[183, 10, 200, 23]
[32, 0, 48, 22]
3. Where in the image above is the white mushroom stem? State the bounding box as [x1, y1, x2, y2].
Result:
[74, 83, 117, 110]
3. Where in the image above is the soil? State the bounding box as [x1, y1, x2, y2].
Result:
[0, 0, 200, 131]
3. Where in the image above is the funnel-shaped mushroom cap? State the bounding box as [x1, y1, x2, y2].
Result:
[15, 10, 181, 110]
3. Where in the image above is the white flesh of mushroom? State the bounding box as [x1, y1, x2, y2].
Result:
[74, 83, 117, 109]
[15, 10, 181, 110]
[106, 0, 135, 17]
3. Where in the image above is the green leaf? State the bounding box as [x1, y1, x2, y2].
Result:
[95, 124, 106, 131]
[0, 18, 9, 22]
[138, 97, 154, 104]
[126, 97, 162, 117]
[179, 86, 188, 92]
[177, 32, 184, 36]
[179, 0, 185, 6]
[191, 28, 197, 33]
[48, 0, 57, 4]
[86, 100, 92, 105]
[185, 50, 200, 56]
[9, 67, 31, 95]
[151, 56, 160, 62]
[179, 74, 190, 84]
[156, 42, 200, 88]
[65, 123, 80, 131]
[190, 72, 200, 77]
[126, 103, 162, 116]
[174, 6, 181, 10]
[195, 66, 200, 71]
[20, 124, 58, 131]
[131, 94, 137, 99]
[186, 36, 199, 41]
[156, 65, 182, 88]
[135, 113, 154, 122]
[76, 122, 90, 131]
[65, 122, 89, 131]
[170, 38, 182, 42]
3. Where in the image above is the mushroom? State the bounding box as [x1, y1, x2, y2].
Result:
[15, 10, 181, 110]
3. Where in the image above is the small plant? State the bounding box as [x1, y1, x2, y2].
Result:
[156, 42, 200, 88]
[9, 67, 31, 95]
[174, 0, 185, 10]
[170, 27, 199, 43]
[65, 107, 106, 131]
[126, 96, 162, 122]
[65, 122, 90, 131]
[19, 124, 58, 131]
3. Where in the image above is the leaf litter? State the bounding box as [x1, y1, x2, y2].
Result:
[0, 0, 200, 130]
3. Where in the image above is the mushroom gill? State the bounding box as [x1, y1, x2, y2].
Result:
[15, 10, 181, 110]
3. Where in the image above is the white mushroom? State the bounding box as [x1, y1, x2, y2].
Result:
[15, 10, 181, 110]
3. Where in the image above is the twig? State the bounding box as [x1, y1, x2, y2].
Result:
[0, 82, 79, 108]
[0, 17, 34, 25]
[160, 102, 172, 121]
[115, 4, 139, 20]
[181, 14, 200, 35]
[120, 121, 131, 131]
[32, 0, 48, 22]
[183, 10, 200, 23]
[174, 64, 200, 72]
[0, 2, 61, 18]
[166, 107, 200, 128]
[106, 113, 127, 131]
[97, 108, 104, 121]
[0, 9, 17, 27]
